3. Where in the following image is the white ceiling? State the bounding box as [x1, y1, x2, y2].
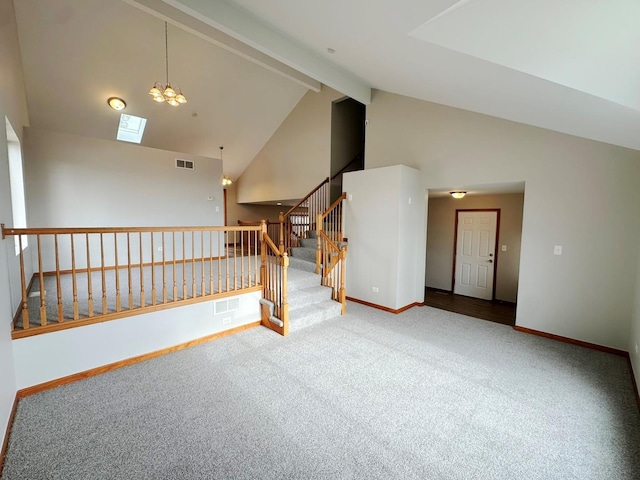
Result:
[12, 0, 640, 189]
[213, 0, 640, 151]
[12, 0, 308, 181]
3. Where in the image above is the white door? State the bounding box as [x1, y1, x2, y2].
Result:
[454, 211, 497, 300]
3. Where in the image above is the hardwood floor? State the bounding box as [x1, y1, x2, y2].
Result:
[424, 288, 516, 326]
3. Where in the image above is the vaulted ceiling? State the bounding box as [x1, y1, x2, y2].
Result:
[13, 0, 640, 183]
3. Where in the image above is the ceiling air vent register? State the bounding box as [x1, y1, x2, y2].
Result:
[175, 159, 194, 170]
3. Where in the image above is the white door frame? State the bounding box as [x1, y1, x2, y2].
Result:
[451, 209, 500, 300]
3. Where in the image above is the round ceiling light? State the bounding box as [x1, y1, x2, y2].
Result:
[450, 191, 467, 199]
[107, 97, 126, 111]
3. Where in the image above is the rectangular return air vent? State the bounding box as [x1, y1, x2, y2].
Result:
[214, 297, 240, 315]
[175, 158, 195, 170]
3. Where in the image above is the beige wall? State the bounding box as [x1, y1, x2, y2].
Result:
[225, 182, 284, 226]
[24, 128, 224, 229]
[632, 250, 640, 389]
[237, 85, 343, 204]
[365, 90, 640, 351]
[0, 0, 29, 451]
[426, 193, 524, 303]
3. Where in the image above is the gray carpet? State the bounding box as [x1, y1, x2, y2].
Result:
[3, 303, 639, 479]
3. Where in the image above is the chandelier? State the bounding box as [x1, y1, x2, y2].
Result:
[149, 22, 187, 106]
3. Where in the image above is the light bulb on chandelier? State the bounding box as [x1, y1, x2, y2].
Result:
[149, 22, 187, 106]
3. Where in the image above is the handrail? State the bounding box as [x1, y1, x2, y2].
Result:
[278, 177, 331, 254]
[330, 152, 363, 181]
[283, 176, 329, 218]
[321, 192, 347, 220]
[2, 223, 263, 338]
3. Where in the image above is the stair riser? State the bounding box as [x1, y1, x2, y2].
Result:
[289, 301, 342, 332]
[300, 238, 317, 249]
[291, 247, 316, 263]
[288, 286, 333, 310]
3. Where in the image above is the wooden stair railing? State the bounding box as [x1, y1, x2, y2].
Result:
[278, 177, 330, 254]
[1, 223, 263, 339]
[260, 220, 289, 336]
[316, 192, 348, 314]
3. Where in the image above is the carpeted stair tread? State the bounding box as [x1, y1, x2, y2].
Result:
[288, 300, 342, 332]
[287, 266, 321, 292]
[299, 238, 316, 249]
[288, 256, 316, 273]
[288, 285, 333, 311]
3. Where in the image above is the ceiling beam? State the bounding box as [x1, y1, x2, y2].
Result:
[157, 0, 372, 105]
[122, 0, 321, 93]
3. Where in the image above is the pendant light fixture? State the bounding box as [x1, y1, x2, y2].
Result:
[149, 22, 187, 106]
[220, 146, 232, 187]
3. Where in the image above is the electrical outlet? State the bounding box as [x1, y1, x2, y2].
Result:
[501, 245, 507, 252]
[215, 206, 220, 212]
[223, 317, 231, 325]
[372, 287, 379, 293]
[553, 245, 563, 255]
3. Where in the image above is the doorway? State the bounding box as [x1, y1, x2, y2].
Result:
[424, 186, 524, 326]
[453, 209, 499, 300]
[330, 98, 365, 202]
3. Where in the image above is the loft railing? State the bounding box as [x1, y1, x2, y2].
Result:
[316, 192, 347, 314]
[278, 177, 330, 254]
[1, 224, 262, 339]
[260, 222, 289, 335]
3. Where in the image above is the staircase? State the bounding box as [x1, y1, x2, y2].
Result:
[287, 231, 342, 331]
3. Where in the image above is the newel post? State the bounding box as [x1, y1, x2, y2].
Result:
[281, 252, 289, 336]
[278, 212, 285, 254]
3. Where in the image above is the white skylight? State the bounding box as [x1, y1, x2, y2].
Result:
[116, 114, 147, 144]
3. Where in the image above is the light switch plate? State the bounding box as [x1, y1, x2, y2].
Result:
[553, 245, 563, 255]
[501, 245, 507, 251]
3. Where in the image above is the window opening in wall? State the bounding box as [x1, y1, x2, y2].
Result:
[5, 117, 28, 255]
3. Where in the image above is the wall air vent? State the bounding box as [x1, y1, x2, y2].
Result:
[214, 297, 241, 315]
[175, 159, 195, 170]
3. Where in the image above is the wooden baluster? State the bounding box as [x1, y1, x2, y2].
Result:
[151, 233, 156, 306]
[209, 230, 214, 295]
[86, 234, 94, 317]
[36, 235, 47, 326]
[217, 230, 222, 293]
[240, 228, 245, 289]
[71, 234, 79, 320]
[172, 231, 178, 301]
[253, 230, 259, 287]
[235, 231, 240, 290]
[100, 234, 107, 314]
[279, 212, 285, 254]
[139, 232, 145, 308]
[191, 231, 196, 297]
[18, 235, 29, 329]
[182, 232, 187, 299]
[201, 230, 206, 296]
[114, 233, 121, 312]
[127, 232, 133, 310]
[225, 232, 236, 292]
[163, 232, 168, 303]
[55, 234, 63, 322]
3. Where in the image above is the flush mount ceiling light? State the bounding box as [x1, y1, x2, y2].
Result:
[450, 191, 467, 199]
[149, 22, 187, 107]
[107, 97, 126, 111]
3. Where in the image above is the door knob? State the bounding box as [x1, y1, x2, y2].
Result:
[487, 259, 493, 263]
